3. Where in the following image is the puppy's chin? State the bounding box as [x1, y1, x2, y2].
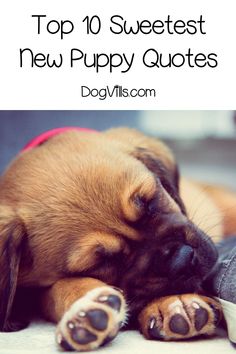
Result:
[123, 261, 213, 308]
[125, 275, 204, 318]
[169, 275, 203, 294]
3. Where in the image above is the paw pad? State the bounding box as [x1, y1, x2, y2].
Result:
[209, 303, 221, 325]
[139, 294, 222, 341]
[57, 333, 74, 351]
[194, 307, 209, 331]
[56, 286, 127, 351]
[86, 309, 108, 331]
[169, 314, 190, 335]
[70, 327, 97, 345]
[98, 295, 121, 311]
[148, 318, 164, 340]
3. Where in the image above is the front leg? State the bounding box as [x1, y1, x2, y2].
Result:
[138, 294, 222, 341]
[40, 277, 127, 351]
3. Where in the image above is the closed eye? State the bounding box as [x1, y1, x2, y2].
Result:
[133, 194, 159, 219]
[146, 197, 159, 217]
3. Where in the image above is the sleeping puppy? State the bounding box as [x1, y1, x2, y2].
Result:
[0, 127, 235, 351]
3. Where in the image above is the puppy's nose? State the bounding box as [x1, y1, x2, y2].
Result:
[168, 245, 195, 277]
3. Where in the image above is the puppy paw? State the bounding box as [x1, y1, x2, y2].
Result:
[56, 286, 127, 351]
[139, 294, 222, 341]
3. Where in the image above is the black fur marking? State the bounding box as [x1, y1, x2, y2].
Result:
[209, 304, 221, 325]
[0, 222, 26, 331]
[2, 319, 29, 332]
[134, 148, 186, 214]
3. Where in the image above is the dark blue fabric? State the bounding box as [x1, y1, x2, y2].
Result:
[205, 236, 236, 303]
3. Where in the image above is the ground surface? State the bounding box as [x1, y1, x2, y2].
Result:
[0, 322, 235, 354]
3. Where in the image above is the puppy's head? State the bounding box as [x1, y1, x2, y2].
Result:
[0, 129, 218, 328]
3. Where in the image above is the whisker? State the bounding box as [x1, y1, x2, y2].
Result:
[189, 203, 236, 233]
[186, 185, 213, 222]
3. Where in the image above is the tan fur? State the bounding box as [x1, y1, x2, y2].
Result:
[1, 131, 153, 286]
[0, 129, 190, 288]
[193, 183, 236, 236]
[40, 277, 106, 322]
[180, 178, 224, 242]
[104, 127, 176, 171]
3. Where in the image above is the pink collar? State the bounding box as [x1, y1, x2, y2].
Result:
[21, 127, 97, 152]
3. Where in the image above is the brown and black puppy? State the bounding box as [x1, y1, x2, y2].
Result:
[0, 127, 235, 351]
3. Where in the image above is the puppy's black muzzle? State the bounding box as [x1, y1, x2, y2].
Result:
[167, 245, 196, 278]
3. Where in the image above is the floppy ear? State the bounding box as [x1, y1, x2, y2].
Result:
[0, 205, 27, 331]
[133, 147, 186, 214]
